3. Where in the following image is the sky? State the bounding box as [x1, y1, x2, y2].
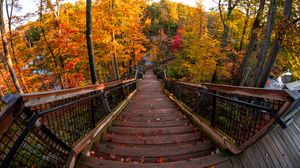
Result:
[16, 0, 217, 17]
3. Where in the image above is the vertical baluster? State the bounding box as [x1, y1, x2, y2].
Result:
[211, 91, 217, 127]
[90, 95, 96, 128]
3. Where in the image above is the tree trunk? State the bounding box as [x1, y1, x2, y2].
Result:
[250, 0, 277, 87]
[219, 0, 240, 49]
[234, 0, 266, 86]
[0, 86, 3, 97]
[0, 0, 23, 93]
[6, 0, 29, 93]
[0, 69, 11, 91]
[86, 0, 98, 84]
[238, 0, 251, 51]
[258, 0, 293, 88]
[40, 0, 65, 89]
[221, 25, 229, 49]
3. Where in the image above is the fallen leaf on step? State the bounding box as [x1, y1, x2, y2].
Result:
[90, 151, 96, 157]
[107, 136, 113, 142]
[156, 157, 166, 163]
[110, 154, 116, 159]
[126, 157, 132, 162]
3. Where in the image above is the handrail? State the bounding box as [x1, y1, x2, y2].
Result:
[23, 79, 135, 107]
[176, 81, 293, 101]
[0, 79, 137, 167]
[164, 79, 295, 154]
[22, 79, 135, 102]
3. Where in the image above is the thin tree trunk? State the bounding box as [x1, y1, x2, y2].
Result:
[219, 0, 240, 49]
[238, 0, 251, 51]
[0, 69, 11, 91]
[0, 0, 23, 93]
[109, 0, 119, 80]
[258, 0, 293, 88]
[40, 0, 65, 89]
[112, 31, 119, 80]
[0, 86, 3, 97]
[86, 0, 98, 84]
[234, 0, 266, 85]
[250, 0, 277, 87]
[6, 0, 29, 93]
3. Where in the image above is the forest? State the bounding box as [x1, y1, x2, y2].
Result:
[0, 0, 299, 97]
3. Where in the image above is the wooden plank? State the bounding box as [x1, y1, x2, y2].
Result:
[264, 134, 288, 167]
[255, 140, 276, 168]
[95, 141, 213, 157]
[95, 150, 213, 163]
[23, 79, 135, 106]
[112, 120, 190, 128]
[260, 136, 282, 167]
[214, 160, 234, 168]
[282, 127, 300, 158]
[269, 132, 294, 167]
[119, 112, 182, 117]
[171, 80, 293, 101]
[114, 115, 186, 122]
[276, 130, 300, 167]
[102, 132, 201, 144]
[239, 151, 254, 168]
[230, 156, 244, 168]
[108, 125, 195, 136]
[246, 143, 268, 168]
[76, 154, 230, 168]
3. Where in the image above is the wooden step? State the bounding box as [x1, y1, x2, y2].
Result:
[112, 120, 190, 128]
[115, 115, 186, 122]
[108, 125, 195, 136]
[94, 150, 213, 163]
[95, 141, 213, 158]
[102, 132, 201, 144]
[76, 153, 230, 168]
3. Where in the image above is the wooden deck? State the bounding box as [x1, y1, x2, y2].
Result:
[76, 70, 300, 168]
[76, 70, 231, 168]
[231, 110, 300, 168]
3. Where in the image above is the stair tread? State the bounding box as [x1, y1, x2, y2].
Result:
[95, 141, 213, 157]
[108, 125, 196, 135]
[76, 153, 230, 168]
[102, 132, 202, 144]
[112, 120, 190, 127]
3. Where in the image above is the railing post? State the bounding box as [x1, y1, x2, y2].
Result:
[211, 91, 217, 127]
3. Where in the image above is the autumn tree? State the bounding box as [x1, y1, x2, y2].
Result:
[0, 0, 23, 93]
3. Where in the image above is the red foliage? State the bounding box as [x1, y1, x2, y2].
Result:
[172, 34, 182, 52]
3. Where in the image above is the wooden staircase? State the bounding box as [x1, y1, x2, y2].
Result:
[76, 70, 231, 167]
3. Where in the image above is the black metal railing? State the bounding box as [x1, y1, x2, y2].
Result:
[0, 80, 137, 167]
[164, 80, 293, 152]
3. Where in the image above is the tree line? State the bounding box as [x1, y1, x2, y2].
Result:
[0, 0, 299, 97]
